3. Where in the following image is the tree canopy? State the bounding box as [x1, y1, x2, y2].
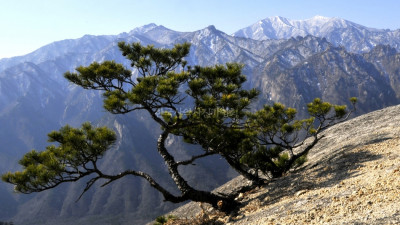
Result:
[2, 42, 356, 213]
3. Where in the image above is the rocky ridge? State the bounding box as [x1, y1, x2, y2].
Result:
[160, 104, 400, 224]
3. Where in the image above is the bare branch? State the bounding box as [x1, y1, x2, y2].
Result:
[76, 176, 100, 201]
[176, 151, 218, 166]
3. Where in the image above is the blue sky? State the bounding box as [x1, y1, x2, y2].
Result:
[0, 0, 399, 59]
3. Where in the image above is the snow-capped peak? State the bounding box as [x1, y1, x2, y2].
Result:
[268, 16, 292, 25]
[310, 15, 332, 21]
[128, 23, 159, 35]
[192, 25, 221, 38]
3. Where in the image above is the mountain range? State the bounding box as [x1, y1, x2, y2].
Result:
[233, 15, 400, 53]
[0, 16, 400, 224]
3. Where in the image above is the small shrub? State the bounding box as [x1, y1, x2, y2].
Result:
[154, 215, 176, 225]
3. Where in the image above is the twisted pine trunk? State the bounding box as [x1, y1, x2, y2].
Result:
[157, 130, 239, 212]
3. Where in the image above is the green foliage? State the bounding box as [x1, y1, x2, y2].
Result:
[173, 63, 259, 159]
[187, 63, 258, 113]
[307, 98, 332, 117]
[64, 61, 132, 89]
[63, 42, 191, 116]
[274, 152, 289, 168]
[118, 42, 190, 70]
[153, 215, 176, 225]
[240, 146, 281, 175]
[2, 123, 116, 193]
[350, 97, 358, 105]
[239, 97, 356, 177]
[334, 105, 347, 118]
[294, 154, 308, 167]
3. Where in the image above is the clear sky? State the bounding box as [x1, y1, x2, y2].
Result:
[1, 0, 399, 59]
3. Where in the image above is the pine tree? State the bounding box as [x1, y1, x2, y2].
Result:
[2, 42, 356, 212]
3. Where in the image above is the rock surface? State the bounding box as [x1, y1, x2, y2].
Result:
[156, 104, 400, 224]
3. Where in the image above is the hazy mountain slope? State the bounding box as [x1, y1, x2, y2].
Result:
[0, 34, 119, 72]
[233, 15, 400, 53]
[252, 42, 398, 115]
[363, 44, 400, 98]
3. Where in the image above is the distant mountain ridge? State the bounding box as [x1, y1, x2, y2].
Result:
[1, 16, 400, 224]
[233, 15, 400, 53]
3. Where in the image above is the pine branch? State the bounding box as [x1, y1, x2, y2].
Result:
[176, 151, 217, 166]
